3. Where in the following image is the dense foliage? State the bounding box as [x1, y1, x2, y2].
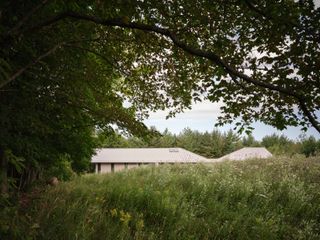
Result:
[3, 156, 320, 239]
[98, 127, 243, 158]
[99, 128, 320, 158]
[2, 0, 319, 131]
[0, 1, 151, 192]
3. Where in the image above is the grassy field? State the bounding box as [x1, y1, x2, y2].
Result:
[5, 155, 320, 239]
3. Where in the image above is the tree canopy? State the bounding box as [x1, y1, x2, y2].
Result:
[99, 127, 320, 158]
[1, 0, 319, 132]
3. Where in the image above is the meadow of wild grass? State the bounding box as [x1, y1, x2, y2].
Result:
[4, 155, 320, 239]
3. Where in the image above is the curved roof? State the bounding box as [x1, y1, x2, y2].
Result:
[216, 147, 272, 161]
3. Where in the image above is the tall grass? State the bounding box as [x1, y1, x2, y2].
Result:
[6, 155, 320, 239]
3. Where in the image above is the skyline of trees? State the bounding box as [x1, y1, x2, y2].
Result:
[98, 127, 320, 159]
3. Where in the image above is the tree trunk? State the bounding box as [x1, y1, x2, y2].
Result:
[0, 147, 8, 194]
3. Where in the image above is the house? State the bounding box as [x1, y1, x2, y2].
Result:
[91, 147, 273, 173]
[91, 148, 207, 173]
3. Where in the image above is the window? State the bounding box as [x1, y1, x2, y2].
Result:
[125, 163, 128, 169]
[111, 163, 114, 172]
[169, 148, 179, 152]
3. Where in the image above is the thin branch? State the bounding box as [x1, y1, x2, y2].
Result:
[6, 0, 50, 36]
[0, 37, 102, 89]
[0, 43, 62, 89]
[65, 45, 130, 77]
[240, 66, 268, 71]
[243, 0, 270, 21]
[0, 89, 18, 92]
[231, 76, 256, 97]
[243, 0, 298, 28]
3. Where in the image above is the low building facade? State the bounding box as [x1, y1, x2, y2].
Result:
[91, 147, 273, 173]
[92, 148, 207, 173]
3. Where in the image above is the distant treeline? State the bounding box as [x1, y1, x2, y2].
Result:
[98, 128, 320, 158]
[3, 127, 319, 193]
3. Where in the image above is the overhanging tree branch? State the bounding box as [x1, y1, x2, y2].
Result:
[7, 11, 320, 132]
[24, 11, 302, 97]
[299, 100, 320, 133]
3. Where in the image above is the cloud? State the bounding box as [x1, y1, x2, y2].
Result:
[147, 100, 222, 120]
[144, 99, 319, 140]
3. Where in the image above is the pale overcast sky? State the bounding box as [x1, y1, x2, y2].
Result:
[144, 100, 319, 140]
[144, 1, 320, 140]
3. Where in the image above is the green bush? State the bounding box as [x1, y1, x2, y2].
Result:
[44, 154, 76, 181]
[300, 136, 320, 157]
